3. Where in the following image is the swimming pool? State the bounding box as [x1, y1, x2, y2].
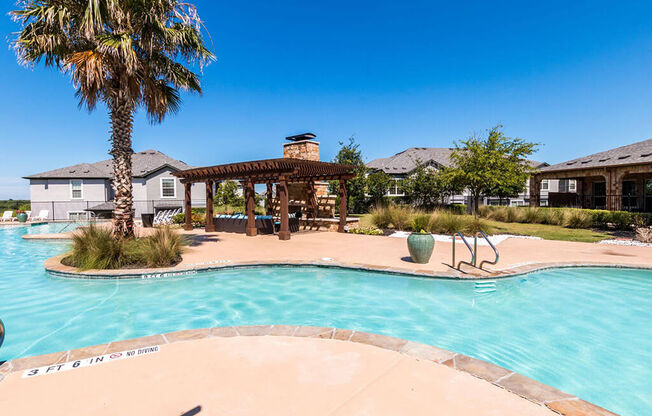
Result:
[0, 223, 650, 415]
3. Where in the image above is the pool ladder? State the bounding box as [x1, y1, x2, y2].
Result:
[0, 318, 4, 351]
[451, 231, 499, 270]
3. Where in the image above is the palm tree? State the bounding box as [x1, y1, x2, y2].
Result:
[11, 0, 214, 238]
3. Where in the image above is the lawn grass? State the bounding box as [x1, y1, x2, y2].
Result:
[476, 220, 612, 243]
[358, 213, 613, 243]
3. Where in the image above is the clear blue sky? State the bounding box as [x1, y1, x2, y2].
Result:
[1, 1, 652, 198]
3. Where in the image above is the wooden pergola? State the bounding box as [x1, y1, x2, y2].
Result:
[172, 158, 356, 240]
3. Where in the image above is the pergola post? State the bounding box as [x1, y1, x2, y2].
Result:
[306, 180, 318, 219]
[183, 182, 192, 231]
[205, 181, 215, 232]
[338, 179, 347, 233]
[245, 179, 257, 237]
[266, 182, 274, 215]
[278, 178, 290, 240]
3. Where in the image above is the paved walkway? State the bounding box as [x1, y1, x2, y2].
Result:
[176, 230, 652, 276]
[0, 334, 558, 416]
[40, 228, 652, 278]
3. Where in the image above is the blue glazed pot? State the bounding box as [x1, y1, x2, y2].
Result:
[407, 233, 435, 264]
[16, 213, 28, 223]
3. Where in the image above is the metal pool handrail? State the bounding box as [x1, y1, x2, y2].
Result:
[452, 231, 476, 269]
[476, 230, 500, 269]
[0, 318, 4, 350]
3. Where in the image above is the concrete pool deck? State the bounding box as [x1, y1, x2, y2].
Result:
[0, 326, 616, 416]
[42, 228, 652, 279]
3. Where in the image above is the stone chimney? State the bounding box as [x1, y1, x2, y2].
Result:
[283, 133, 320, 161]
[281, 132, 332, 213]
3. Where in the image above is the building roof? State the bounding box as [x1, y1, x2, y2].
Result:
[541, 138, 652, 173]
[24, 150, 193, 179]
[367, 147, 547, 174]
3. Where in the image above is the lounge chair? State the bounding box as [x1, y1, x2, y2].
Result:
[32, 210, 49, 222]
[25, 211, 31, 221]
[1, 211, 14, 222]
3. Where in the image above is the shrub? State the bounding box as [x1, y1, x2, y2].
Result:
[369, 205, 392, 229]
[430, 212, 468, 234]
[387, 205, 414, 230]
[565, 209, 593, 228]
[62, 225, 185, 270]
[477, 205, 493, 218]
[411, 213, 431, 232]
[443, 204, 467, 215]
[505, 207, 524, 223]
[540, 208, 565, 226]
[135, 227, 184, 267]
[349, 227, 383, 235]
[467, 217, 494, 234]
[522, 207, 544, 224]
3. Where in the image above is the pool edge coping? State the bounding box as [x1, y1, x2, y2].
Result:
[0, 325, 618, 416]
[43, 254, 652, 280]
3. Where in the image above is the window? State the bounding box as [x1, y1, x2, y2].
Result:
[569, 180, 576, 192]
[387, 178, 404, 196]
[70, 180, 83, 199]
[161, 178, 176, 198]
[541, 180, 549, 190]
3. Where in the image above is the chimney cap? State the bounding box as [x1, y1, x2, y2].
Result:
[285, 132, 316, 142]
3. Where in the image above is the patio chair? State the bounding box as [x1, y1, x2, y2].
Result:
[32, 210, 49, 222]
[25, 211, 31, 221]
[1, 211, 14, 222]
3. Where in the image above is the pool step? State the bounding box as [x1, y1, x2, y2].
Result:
[474, 281, 497, 293]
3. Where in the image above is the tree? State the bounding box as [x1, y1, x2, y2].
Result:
[216, 180, 242, 206]
[11, 1, 214, 238]
[448, 126, 538, 215]
[329, 137, 367, 213]
[366, 170, 392, 206]
[401, 161, 464, 209]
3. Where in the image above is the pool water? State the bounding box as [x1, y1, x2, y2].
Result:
[1, 223, 650, 415]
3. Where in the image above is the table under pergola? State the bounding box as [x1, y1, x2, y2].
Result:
[172, 158, 355, 240]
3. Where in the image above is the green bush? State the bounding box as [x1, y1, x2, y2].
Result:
[411, 213, 431, 232]
[540, 208, 566, 226]
[349, 227, 383, 235]
[565, 209, 593, 228]
[478, 205, 652, 231]
[62, 225, 185, 270]
[443, 204, 467, 215]
[522, 207, 544, 224]
[430, 211, 468, 234]
[369, 205, 392, 229]
[387, 205, 414, 230]
[136, 227, 184, 267]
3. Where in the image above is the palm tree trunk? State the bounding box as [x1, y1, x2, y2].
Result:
[110, 100, 135, 239]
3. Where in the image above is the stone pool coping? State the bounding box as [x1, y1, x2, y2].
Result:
[44, 253, 652, 280]
[0, 325, 617, 416]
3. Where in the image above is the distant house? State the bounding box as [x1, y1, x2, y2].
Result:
[23, 150, 208, 220]
[367, 147, 556, 206]
[533, 138, 652, 212]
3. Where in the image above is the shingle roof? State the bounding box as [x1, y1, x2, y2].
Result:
[367, 147, 547, 174]
[24, 150, 193, 179]
[540, 138, 652, 172]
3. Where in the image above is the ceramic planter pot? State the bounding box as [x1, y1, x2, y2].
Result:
[16, 213, 28, 223]
[407, 232, 435, 264]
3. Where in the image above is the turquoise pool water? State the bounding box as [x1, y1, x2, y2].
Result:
[0, 223, 650, 415]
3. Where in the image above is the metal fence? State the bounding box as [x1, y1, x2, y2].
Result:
[547, 193, 652, 212]
[29, 200, 207, 221]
